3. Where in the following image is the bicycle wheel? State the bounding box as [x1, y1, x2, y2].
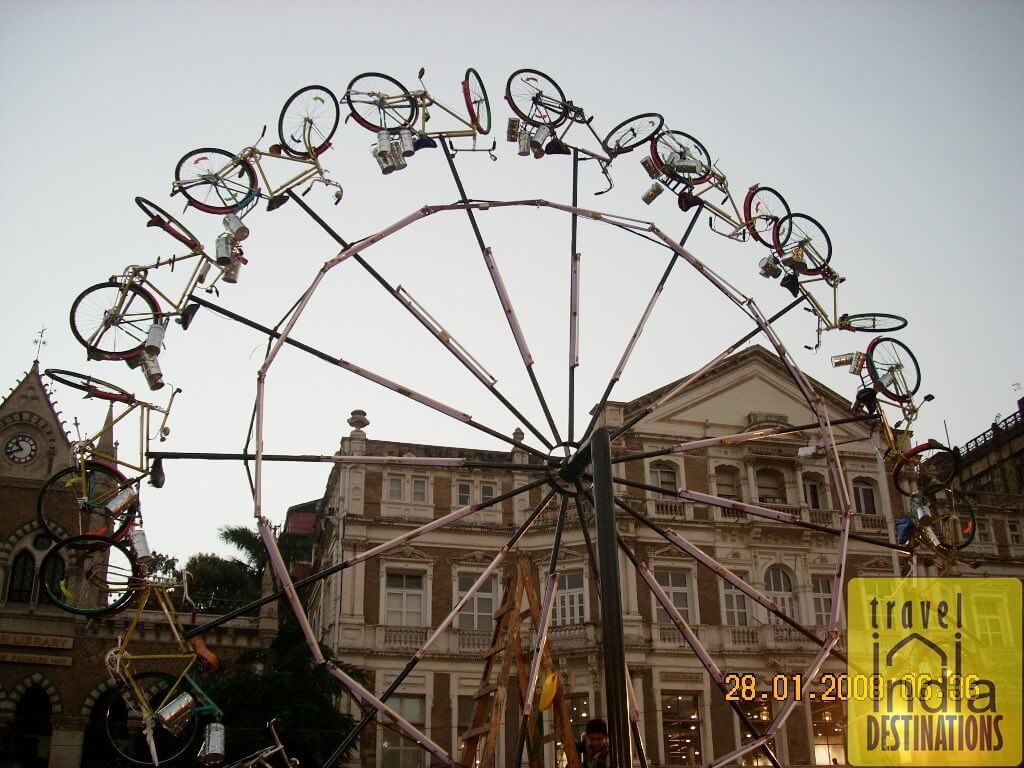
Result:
[893, 442, 958, 497]
[44, 368, 136, 403]
[69, 281, 161, 361]
[106, 671, 200, 765]
[278, 84, 340, 157]
[134, 196, 201, 252]
[932, 492, 976, 550]
[742, 185, 790, 246]
[603, 113, 664, 156]
[772, 213, 832, 275]
[649, 130, 712, 185]
[173, 148, 258, 215]
[866, 337, 920, 402]
[504, 69, 568, 128]
[38, 461, 139, 540]
[838, 312, 908, 333]
[462, 68, 491, 135]
[39, 534, 139, 615]
[344, 72, 417, 132]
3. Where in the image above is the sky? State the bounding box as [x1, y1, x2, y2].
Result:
[1, 1, 1022, 563]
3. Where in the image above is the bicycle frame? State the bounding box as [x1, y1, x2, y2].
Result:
[407, 76, 478, 139]
[108, 581, 223, 764]
[241, 143, 339, 204]
[71, 386, 179, 481]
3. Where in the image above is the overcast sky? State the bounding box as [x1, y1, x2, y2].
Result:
[1, 1, 1021, 562]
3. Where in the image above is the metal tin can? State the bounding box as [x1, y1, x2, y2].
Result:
[398, 129, 415, 157]
[144, 323, 165, 356]
[215, 232, 233, 265]
[157, 692, 196, 737]
[130, 527, 152, 563]
[222, 213, 249, 243]
[376, 130, 392, 158]
[506, 117, 520, 143]
[641, 183, 664, 205]
[198, 722, 226, 765]
[140, 354, 164, 391]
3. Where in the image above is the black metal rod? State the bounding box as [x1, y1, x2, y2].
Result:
[580, 203, 703, 445]
[187, 293, 551, 463]
[568, 147, 580, 445]
[148, 450, 552, 473]
[592, 429, 629, 768]
[286, 189, 350, 247]
[609, 293, 809, 441]
[440, 139, 563, 448]
[185, 476, 550, 640]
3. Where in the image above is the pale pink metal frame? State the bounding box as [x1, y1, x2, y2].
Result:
[248, 199, 854, 767]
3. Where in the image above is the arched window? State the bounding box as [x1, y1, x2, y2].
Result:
[650, 462, 678, 492]
[852, 478, 877, 515]
[764, 565, 798, 624]
[5, 534, 65, 606]
[755, 468, 786, 504]
[14, 684, 53, 765]
[7, 550, 35, 603]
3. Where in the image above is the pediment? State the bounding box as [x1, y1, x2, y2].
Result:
[382, 545, 435, 563]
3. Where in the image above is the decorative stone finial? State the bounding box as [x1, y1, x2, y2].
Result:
[347, 409, 369, 430]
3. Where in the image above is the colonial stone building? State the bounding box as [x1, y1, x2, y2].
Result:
[0, 362, 275, 767]
[304, 346, 920, 767]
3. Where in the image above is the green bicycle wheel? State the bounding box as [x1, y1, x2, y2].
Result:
[39, 534, 140, 616]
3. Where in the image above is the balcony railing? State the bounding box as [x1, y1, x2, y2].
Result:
[382, 626, 427, 649]
[454, 629, 492, 653]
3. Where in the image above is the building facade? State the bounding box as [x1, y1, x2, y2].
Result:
[0, 363, 275, 767]
[305, 346, 930, 767]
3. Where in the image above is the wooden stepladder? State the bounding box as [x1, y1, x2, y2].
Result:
[457, 559, 581, 768]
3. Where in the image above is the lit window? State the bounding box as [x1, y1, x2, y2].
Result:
[381, 694, 426, 768]
[739, 699, 775, 765]
[812, 700, 846, 765]
[661, 693, 702, 765]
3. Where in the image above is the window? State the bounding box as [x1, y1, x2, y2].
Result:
[811, 700, 846, 765]
[973, 595, 1007, 647]
[388, 476, 404, 501]
[385, 572, 424, 626]
[554, 569, 585, 625]
[480, 483, 495, 503]
[812, 576, 833, 626]
[456, 571, 497, 631]
[764, 566, 798, 624]
[651, 462, 678, 492]
[381, 694, 426, 768]
[1009, 520, 1021, 546]
[7, 551, 35, 603]
[411, 476, 428, 503]
[852, 481, 876, 515]
[716, 467, 740, 499]
[803, 477, 823, 510]
[661, 693, 702, 765]
[457, 695, 477, 753]
[654, 569, 693, 624]
[723, 576, 749, 626]
[977, 519, 993, 544]
[756, 468, 785, 504]
[457, 482, 472, 506]
[738, 700, 775, 766]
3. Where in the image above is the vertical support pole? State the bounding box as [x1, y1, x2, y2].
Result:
[591, 428, 629, 768]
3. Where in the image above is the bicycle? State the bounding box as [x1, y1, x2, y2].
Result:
[70, 198, 246, 382]
[504, 68, 664, 193]
[37, 369, 179, 541]
[834, 340, 958, 494]
[222, 720, 296, 768]
[895, 488, 976, 575]
[173, 85, 343, 214]
[102, 577, 224, 765]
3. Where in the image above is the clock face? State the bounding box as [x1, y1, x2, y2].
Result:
[4, 433, 39, 464]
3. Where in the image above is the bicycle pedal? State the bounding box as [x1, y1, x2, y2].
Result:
[267, 195, 290, 212]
